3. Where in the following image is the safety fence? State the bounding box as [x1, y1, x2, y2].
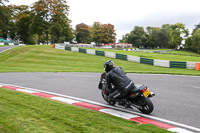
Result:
[54, 44, 200, 70]
[0, 42, 21, 45]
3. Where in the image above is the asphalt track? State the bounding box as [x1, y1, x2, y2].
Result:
[0, 45, 19, 53]
[0, 72, 200, 130]
[1, 46, 200, 131]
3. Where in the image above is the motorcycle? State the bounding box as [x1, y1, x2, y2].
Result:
[98, 73, 155, 114]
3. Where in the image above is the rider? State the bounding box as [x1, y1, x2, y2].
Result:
[104, 60, 135, 104]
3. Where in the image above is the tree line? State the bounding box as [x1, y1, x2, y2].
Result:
[0, 0, 116, 45]
[75, 22, 116, 45]
[0, 0, 200, 53]
[0, 0, 73, 44]
[119, 23, 200, 53]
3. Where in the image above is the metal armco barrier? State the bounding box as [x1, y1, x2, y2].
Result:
[54, 44, 199, 70]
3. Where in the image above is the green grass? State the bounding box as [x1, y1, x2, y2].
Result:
[0, 88, 170, 133]
[0, 45, 200, 75]
[167, 50, 200, 56]
[87, 48, 200, 62]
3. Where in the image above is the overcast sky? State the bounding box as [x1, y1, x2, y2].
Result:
[7, 0, 200, 41]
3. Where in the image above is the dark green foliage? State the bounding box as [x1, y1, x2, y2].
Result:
[0, 0, 73, 44]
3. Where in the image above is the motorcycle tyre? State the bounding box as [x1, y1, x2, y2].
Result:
[101, 91, 115, 105]
[138, 96, 154, 114]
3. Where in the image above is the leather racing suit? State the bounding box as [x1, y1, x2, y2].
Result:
[106, 66, 134, 100]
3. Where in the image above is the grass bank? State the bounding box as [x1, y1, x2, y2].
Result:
[0, 45, 200, 75]
[0, 88, 170, 133]
[87, 48, 200, 62]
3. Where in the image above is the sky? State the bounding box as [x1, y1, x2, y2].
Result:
[7, 0, 200, 41]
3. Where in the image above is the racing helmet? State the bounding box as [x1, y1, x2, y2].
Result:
[104, 60, 114, 73]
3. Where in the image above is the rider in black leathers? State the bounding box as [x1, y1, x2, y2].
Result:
[104, 60, 135, 103]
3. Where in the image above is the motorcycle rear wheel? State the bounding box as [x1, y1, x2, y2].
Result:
[137, 96, 154, 114]
[101, 91, 115, 105]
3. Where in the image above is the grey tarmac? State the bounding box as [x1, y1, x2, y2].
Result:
[0, 72, 200, 129]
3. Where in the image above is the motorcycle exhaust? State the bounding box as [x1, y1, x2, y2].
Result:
[148, 92, 155, 98]
[130, 104, 143, 110]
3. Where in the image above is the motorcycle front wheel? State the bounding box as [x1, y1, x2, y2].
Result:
[137, 96, 154, 114]
[101, 91, 115, 105]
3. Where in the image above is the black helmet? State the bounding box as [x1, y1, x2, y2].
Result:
[104, 60, 114, 73]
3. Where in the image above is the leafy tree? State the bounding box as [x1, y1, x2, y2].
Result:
[121, 24, 190, 49]
[146, 27, 169, 48]
[119, 33, 131, 43]
[75, 23, 91, 43]
[160, 24, 171, 48]
[15, 7, 36, 44]
[168, 23, 189, 49]
[30, 0, 51, 44]
[91, 22, 103, 45]
[146, 27, 160, 49]
[91, 22, 116, 45]
[0, 2, 10, 38]
[120, 26, 147, 48]
[48, 0, 73, 43]
[31, 0, 73, 44]
[185, 26, 200, 53]
[157, 29, 168, 48]
[0, 0, 8, 5]
[129, 26, 147, 48]
[101, 24, 116, 44]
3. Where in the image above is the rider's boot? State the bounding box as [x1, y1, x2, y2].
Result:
[108, 98, 116, 105]
[125, 100, 131, 108]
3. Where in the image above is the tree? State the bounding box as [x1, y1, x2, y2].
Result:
[160, 24, 171, 48]
[146, 27, 160, 49]
[168, 23, 189, 49]
[185, 27, 200, 53]
[146, 27, 169, 48]
[15, 6, 36, 44]
[0, 0, 8, 5]
[91, 22, 116, 45]
[119, 33, 131, 43]
[75, 23, 91, 43]
[101, 24, 116, 44]
[91, 22, 103, 45]
[31, 0, 73, 44]
[48, 0, 73, 43]
[129, 26, 147, 48]
[120, 26, 147, 48]
[0, 2, 10, 38]
[157, 29, 168, 48]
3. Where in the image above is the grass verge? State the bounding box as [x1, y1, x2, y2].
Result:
[86, 48, 200, 62]
[0, 45, 200, 75]
[0, 88, 171, 133]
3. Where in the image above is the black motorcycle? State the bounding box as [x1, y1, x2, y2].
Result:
[98, 73, 155, 114]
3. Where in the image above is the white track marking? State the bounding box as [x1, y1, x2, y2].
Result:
[0, 82, 199, 132]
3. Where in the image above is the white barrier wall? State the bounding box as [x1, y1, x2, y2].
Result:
[55, 45, 199, 70]
[154, 59, 170, 68]
[86, 49, 95, 55]
[127, 55, 140, 63]
[186, 62, 197, 69]
[105, 51, 116, 58]
[0, 43, 4, 45]
[71, 47, 79, 52]
[55, 45, 65, 50]
[9, 43, 14, 45]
